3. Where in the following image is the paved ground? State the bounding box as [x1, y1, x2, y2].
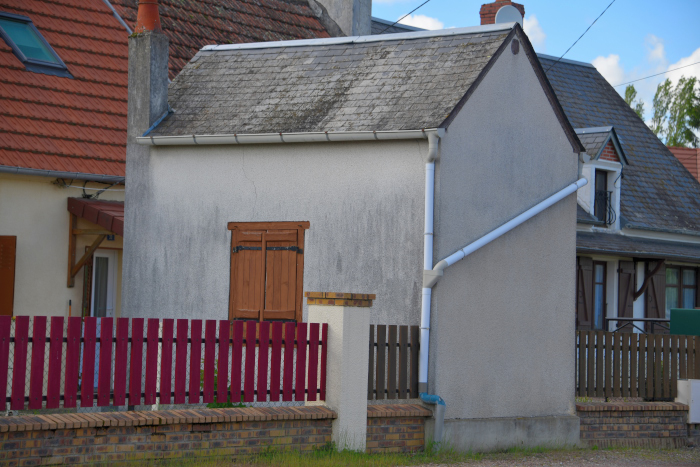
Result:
[418, 447, 700, 466]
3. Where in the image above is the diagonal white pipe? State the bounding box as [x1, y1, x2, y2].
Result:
[418, 177, 589, 393]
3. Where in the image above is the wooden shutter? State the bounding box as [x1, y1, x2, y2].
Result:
[617, 261, 635, 332]
[576, 256, 593, 330]
[645, 261, 666, 332]
[229, 222, 308, 322]
[0, 236, 17, 316]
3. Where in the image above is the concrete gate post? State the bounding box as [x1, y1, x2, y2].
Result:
[305, 292, 374, 451]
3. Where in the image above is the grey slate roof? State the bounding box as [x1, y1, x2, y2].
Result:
[575, 126, 628, 164]
[540, 55, 700, 236]
[577, 204, 603, 225]
[151, 26, 514, 136]
[576, 127, 611, 159]
[577, 231, 700, 263]
[370, 17, 423, 35]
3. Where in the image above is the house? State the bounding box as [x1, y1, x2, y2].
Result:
[0, 0, 346, 318]
[668, 146, 700, 183]
[539, 55, 700, 333]
[122, 0, 587, 447]
[468, 0, 700, 334]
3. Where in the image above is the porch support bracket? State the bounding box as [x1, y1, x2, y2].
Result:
[67, 211, 110, 287]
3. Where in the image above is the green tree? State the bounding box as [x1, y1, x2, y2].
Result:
[650, 76, 699, 147]
[624, 85, 645, 119]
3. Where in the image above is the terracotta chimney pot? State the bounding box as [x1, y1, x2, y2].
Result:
[135, 0, 162, 33]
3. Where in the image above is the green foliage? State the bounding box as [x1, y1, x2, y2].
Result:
[650, 76, 700, 147]
[200, 357, 246, 409]
[624, 85, 645, 120]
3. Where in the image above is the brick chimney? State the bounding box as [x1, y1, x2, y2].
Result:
[480, 1, 525, 25]
[312, 0, 371, 36]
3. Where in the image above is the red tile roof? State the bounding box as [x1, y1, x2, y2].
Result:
[112, 0, 332, 80]
[68, 197, 124, 236]
[0, 0, 332, 178]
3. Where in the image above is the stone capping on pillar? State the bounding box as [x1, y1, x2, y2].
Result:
[305, 292, 376, 307]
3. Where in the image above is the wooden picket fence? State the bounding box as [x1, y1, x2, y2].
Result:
[0, 316, 327, 410]
[367, 324, 419, 400]
[576, 330, 700, 400]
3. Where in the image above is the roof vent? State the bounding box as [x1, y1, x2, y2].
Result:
[495, 5, 523, 26]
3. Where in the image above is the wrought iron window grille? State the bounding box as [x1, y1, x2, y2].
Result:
[594, 190, 616, 226]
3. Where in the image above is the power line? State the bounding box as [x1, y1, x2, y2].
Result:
[545, 0, 617, 72]
[379, 0, 435, 35]
[614, 61, 700, 87]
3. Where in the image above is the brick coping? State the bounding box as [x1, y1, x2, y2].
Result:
[0, 406, 336, 433]
[367, 404, 432, 418]
[576, 402, 688, 412]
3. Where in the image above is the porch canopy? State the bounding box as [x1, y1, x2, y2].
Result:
[66, 198, 124, 287]
[577, 231, 700, 263]
[67, 198, 124, 237]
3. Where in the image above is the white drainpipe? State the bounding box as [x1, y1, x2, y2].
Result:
[418, 172, 588, 443]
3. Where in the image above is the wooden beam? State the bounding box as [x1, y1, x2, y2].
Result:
[70, 234, 107, 280]
[634, 259, 666, 300]
[72, 229, 113, 236]
[67, 213, 77, 287]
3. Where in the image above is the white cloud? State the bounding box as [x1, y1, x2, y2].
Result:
[398, 14, 444, 30]
[645, 35, 666, 64]
[591, 35, 700, 122]
[592, 54, 625, 87]
[523, 14, 546, 52]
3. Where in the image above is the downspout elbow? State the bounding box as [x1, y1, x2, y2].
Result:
[420, 393, 446, 445]
[426, 131, 440, 162]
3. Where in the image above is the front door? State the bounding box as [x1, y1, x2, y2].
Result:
[91, 249, 117, 318]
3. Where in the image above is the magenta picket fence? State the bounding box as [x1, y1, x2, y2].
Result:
[0, 316, 327, 410]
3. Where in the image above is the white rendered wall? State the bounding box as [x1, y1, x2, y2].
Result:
[122, 139, 426, 325]
[430, 41, 579, 420]
[0, 173, 123, 317]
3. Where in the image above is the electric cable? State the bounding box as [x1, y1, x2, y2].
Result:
[613, 61, 700, 87]
[545, 0, 617, 72]
[379, 0, 435, 35]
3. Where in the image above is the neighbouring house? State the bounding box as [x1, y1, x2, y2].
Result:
[472, 0, 700, 334]
[538, 54, 700, 333]
[0, 0, 350, 318]
[668, 146, 700, 183]
[123, 0, 587, 445]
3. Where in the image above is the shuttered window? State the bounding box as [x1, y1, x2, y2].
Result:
[665, 266, 698, 316]
[0, 236, 17, 316]
[644, 261, 666, 332]
[617, 261, 635, 332]
[576, 256, 606, 331]
[228, 222, 309, 322]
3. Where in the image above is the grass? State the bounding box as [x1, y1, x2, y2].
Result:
[117, 443, 700, 467]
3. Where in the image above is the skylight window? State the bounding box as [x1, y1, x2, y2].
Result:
[0, 12, 72, 78]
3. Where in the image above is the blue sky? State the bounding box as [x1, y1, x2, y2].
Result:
[372, 0, 700, 120]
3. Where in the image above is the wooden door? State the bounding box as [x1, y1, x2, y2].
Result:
[229, 222, 308, 322]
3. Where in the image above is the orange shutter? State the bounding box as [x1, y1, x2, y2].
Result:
[229, 223, 308, 322]
[0, 236, 17, 316]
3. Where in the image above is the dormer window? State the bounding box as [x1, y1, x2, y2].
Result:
[0, 12, 71, 78]
[575, 126, 628, 230]
[594, 169, 613, 224]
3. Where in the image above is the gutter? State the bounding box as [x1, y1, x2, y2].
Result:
[0, 165, 125, 184]
[136, 129, 442, 146]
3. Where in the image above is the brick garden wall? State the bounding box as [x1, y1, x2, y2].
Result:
[577, 402, 699, 448]
[366, 404, 432, 453]
[0, 406, 335, 466]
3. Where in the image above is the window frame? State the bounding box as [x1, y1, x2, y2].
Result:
[0, 11, 72, 78]
[592, 260, 607, 330]
[665, 266, 697, 313]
